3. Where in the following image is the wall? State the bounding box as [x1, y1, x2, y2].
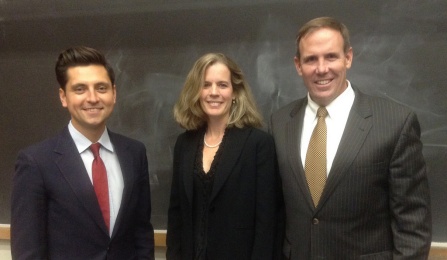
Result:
[1, 0, 446, 242]
[0, 240, 11, 260]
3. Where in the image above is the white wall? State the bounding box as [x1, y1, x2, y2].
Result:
[0, 240, 11, 260]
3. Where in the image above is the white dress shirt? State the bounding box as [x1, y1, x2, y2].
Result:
[68, 122, 124, 236]
[301, 81, 355, 176]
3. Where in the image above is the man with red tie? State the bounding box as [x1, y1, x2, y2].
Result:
[11, 46, 154, 259]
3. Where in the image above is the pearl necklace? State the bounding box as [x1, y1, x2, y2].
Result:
[204, 133, 222, 148]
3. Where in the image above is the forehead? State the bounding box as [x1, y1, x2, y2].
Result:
[66, 65, 111, 83]
[204, 63, 231, 78]
[299, 27, 344, 54]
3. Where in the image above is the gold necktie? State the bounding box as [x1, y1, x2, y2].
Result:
[305, 107, 328, 207]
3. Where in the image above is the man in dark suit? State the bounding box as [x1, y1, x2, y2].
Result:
[11, 46, 154, 259]
[270, 17, 431, 259]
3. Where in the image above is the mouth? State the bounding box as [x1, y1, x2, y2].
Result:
[84, 107, 103, 112]
[315, 79, 332, 85]
[207, 101, 223, 107]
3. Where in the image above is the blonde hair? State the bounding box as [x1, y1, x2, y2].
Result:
[174, 53, 263, 130]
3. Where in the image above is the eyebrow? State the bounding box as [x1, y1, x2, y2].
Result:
[94, 82, 112, 87]
[302, 52, 340, 60]
[70, 83, 87, 89]
[70, 82, 111, 87]
[204, 80, 230, 84]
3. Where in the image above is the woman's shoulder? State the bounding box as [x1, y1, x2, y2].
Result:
[176, 129, 202, 143]
[231, 126, 273, 143]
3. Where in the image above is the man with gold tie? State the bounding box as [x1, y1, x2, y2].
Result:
[270, 17, 431, 259]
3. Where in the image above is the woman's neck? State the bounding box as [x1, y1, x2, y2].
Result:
[205, 119, 227, 138]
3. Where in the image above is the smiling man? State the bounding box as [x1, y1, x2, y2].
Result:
[270, 17, 431, 259]
[11, 46, 154, 260]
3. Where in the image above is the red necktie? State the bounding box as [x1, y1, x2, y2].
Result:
[90, 143, 110, 232]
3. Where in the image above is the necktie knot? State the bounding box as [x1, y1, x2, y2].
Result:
[90, 143, 101, 158]
[317, 107, 328, 118]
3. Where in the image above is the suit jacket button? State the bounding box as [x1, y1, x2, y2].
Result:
[313, 218, 319, 225]
[209, 206, 215, 213]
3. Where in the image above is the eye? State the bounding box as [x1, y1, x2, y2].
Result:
[73, 85, 85, 93]
[218, 82, 229, 88]
[203, 82, 211, 88]
[95, 82, 113, 93]
[326, 53, 339, 61]
[303, 56, 317, 64]
[97, 85, 108, 93]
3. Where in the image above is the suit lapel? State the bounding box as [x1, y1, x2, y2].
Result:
[210, 127, 251, 202]
[54, 127, 108, 234]
[109, 131, 134, 238]
[286, 99, 316, 210]
[318, 89, 373, 208]
[183, 131, 201, 205]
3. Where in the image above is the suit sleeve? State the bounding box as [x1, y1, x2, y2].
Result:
[166, 135, 183, 260]
[11, 151, 48, 259]
[134, 145, 155, 259]
[251, 133, 282, 259]
[389, 111, 432, 259]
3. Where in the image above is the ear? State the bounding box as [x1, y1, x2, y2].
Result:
[345, 47, 353, 69]
[59, 88, 67, 108]
[112, 85, 117, 104]
[294, 56, 303, 76]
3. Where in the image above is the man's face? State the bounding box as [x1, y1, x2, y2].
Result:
[59, 65, 116, 136]
[294, 27, 353, 107]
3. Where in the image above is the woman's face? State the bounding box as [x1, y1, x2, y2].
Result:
[200, 63, 234, 123]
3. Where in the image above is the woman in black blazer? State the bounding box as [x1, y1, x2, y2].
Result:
[166, 53, 282, 260]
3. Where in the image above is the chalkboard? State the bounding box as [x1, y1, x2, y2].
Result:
[1, 0, 446, 242]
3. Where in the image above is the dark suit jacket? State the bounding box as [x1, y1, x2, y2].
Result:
[166, 127, 282, 260]
[270, 87, 431, 259]
[11, 127, 154, 260]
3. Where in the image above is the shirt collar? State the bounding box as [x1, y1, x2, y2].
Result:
[307, 80, 355, 120]
[68, 121, 114, 153]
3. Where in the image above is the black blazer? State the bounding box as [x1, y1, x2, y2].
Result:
[11, 127, 154, 260]
[166, 127, 282, 260]
[270, 87, 431, 259]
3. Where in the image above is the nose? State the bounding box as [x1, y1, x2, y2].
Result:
[86, 89, 99, 102]
[316, 60, 329, 74]
[209, 84, 219, 96]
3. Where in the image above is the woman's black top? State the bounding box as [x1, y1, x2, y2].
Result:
[192, 130, 227, 260]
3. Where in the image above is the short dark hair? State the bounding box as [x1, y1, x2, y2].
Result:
[55, 46, 115, 90]
[295, 17, 351, 59]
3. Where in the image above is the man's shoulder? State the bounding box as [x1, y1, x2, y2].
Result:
[271, 98, 306, 121]
[355, 88, 414, 114]
[108, 130, 146, 150]
[20, 130, 65, 156]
